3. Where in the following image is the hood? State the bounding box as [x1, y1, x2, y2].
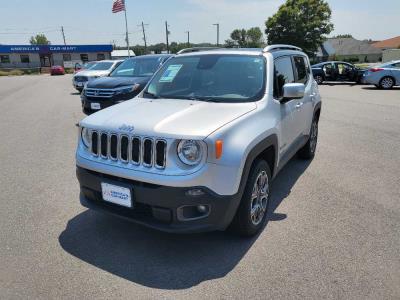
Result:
[74, 70, 110, 78]
[86, 76, 150, 89]
[80, 98, 257, 139]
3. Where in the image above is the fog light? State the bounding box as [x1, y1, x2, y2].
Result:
[197, 205, 207, 213]
[185, 188, 205, 197]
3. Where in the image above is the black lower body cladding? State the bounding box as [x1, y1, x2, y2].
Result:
[76, 167, 241, 233]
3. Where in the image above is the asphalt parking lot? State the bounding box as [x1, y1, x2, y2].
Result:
[0, 74, 399, 299]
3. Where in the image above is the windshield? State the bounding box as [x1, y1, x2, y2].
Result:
[144, 54, 266, 103]
[89, 62, 114, 71]
[83, 62, 96, 69]
[110, 57, 163, 77]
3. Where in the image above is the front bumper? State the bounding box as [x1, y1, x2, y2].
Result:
[76, 167, 241, 233]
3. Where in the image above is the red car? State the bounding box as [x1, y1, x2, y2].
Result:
[51, 65, 65, 75]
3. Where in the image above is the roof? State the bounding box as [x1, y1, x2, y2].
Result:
[111, 50, 136, 57]
[373, 36, 400, 49]
[317, 38, 382, 57]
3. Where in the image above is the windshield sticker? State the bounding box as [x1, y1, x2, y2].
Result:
[159, 64, 183, 82]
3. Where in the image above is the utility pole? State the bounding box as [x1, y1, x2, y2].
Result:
[139, 22, 148, 53]
[61, 26, 66, 45]
[185, 31, 190, 47]
[213, 23, 220, 46]
[165, 21, 170, 54]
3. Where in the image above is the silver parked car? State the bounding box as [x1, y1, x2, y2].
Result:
[72, 60, 123, 92]
[76, 45, 322, 236]
[362, 60, 400, 89]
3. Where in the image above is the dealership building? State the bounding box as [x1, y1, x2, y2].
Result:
[0, 44, 113, 68]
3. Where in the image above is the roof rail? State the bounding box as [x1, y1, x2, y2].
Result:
[263, 44, 302, 52]
[177, 47, 221, 54]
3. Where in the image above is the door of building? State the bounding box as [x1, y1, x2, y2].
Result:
[40, 54, 52, 67]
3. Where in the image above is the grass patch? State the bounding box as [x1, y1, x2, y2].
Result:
[0, 68, 40, 76]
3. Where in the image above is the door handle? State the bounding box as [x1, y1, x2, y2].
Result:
[295, 102, 303, 109]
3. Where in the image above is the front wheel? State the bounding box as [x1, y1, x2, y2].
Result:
[230, 160, 271, 236]
[298, 117, 319, 159]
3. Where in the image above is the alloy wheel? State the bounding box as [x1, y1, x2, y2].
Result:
[310, 120, 318, 154]
[381, 77, 394, 89]
[250, 170, 269, 226]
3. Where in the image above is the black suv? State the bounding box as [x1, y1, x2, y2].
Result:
[311, 61, 366, 84]
[81, 54, 172, 114]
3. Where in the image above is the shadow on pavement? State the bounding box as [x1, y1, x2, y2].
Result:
[59, 157, 310, 289]
[362, 86, 400, 91]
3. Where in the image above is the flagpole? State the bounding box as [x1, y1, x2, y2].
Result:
[123, 0, 130, 57]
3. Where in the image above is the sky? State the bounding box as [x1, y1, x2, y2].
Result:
[0, 0, 399, 46]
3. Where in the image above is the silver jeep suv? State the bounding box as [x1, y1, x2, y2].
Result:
[76, 45, 322, 236]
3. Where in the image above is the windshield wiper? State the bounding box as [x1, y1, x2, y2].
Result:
[187, 96, 222, 103]
[143, 90, 159, 99]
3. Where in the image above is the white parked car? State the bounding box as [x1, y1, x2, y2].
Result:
[72, 60, 123, 92]
[76, 45, 322, 236]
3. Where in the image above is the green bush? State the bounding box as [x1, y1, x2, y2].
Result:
[64, 68, 75, 74]
[0, 68, 40, 76]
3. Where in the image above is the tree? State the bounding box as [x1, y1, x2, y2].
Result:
[246, 27, 264, 47]
[225, 27, 264, 48]
[30, 34, 51, 45]
[265, 0, 334, 55]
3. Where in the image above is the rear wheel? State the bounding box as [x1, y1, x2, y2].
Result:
[379, 77, 394, 89]
[315, 75, 324, 85]
[230, 160, 271, 237]
[298, 117, 319, 159]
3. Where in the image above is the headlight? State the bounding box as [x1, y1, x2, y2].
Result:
[81, 127, 91, 148]
[115, 84, 141, 95]
[177, 140, 203, 166]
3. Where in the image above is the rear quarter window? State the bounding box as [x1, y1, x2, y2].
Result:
[293, 56, 309, 84]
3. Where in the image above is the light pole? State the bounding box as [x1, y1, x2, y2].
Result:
[213, 23, 220, 46]
[185, 31, 190, 47]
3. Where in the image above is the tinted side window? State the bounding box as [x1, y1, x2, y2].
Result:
[274, 56, 295, 98]
[293, 56, 308, 84]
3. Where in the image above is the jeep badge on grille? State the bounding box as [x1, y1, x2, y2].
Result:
[119, 124, 135, 133]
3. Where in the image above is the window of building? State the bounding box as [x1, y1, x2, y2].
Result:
[63, 54, 71, 61]
[274, 56, 295, 99]
[80, 54, 89, 62]
[293, 56, 309, 84]
[97, 53, 105, 61]
[0, 55, 10, 63]
[20, 55, 30, 63]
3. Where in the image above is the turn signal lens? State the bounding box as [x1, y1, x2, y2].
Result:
[215, 140, 223, 159]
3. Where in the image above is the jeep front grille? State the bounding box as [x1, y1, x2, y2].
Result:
[90, 131, 167, 169]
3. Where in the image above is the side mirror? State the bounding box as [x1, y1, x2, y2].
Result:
[281, 83, 305, 101]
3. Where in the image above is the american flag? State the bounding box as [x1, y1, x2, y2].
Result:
[112, 0, 125, 13]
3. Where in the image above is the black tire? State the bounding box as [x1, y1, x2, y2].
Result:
[230, 159, 271, 237]
[298, 116, 319, 159]
[315, 75, 324, 85]
[379, 76, 394, 89]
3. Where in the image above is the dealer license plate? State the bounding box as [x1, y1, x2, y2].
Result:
[101, 183, 132, 208]
[91, 103, 101, 110]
